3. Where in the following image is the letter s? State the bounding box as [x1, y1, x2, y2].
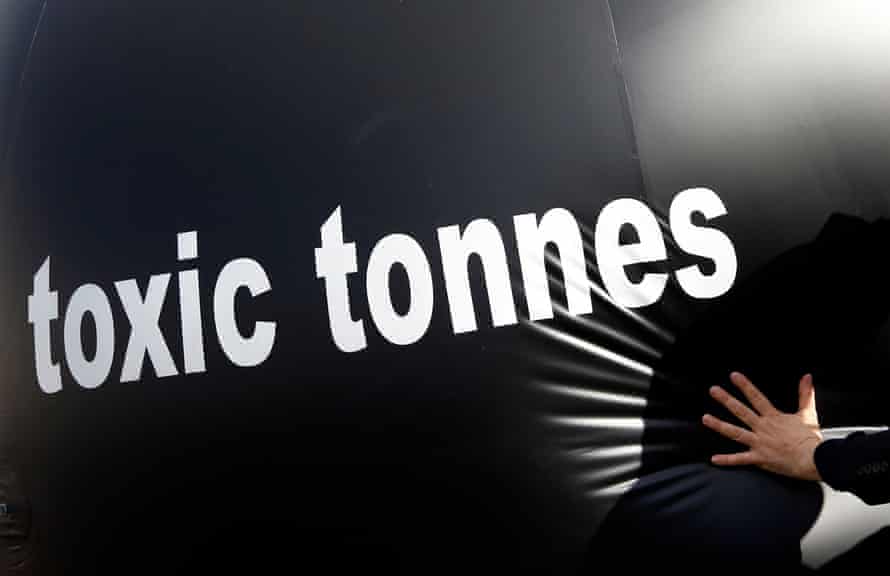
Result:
[669, 187, 738, 299]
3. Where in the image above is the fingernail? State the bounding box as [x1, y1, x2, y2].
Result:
[709, 386, 721, 397]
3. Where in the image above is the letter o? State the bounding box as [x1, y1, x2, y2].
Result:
[366, 234, 434, 346]
[63, 284, 115, 389]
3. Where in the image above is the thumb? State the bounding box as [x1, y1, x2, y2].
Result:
[798, 373, 816, 415]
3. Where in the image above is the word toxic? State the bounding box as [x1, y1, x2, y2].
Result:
[316, 188, 738, 352]
[28, 232, 276, 394]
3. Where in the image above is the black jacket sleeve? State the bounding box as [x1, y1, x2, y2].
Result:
[814, 430, 890, 505]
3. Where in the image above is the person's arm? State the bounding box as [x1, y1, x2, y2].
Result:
[703, 372, 890, 505]
[814, 430, 890, 505]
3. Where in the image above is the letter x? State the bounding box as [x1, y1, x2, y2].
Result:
[115, 275, 178, 382]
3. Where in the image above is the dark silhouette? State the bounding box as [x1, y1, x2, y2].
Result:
[588, 213, 890, 571]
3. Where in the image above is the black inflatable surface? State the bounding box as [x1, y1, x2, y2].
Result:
[2, 2, 890, 574]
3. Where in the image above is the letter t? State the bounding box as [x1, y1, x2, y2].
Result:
[28, 257, 62, 393]
[315, 207, 367, 352]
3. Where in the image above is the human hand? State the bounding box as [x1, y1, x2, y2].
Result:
[702, 372, 824, 481]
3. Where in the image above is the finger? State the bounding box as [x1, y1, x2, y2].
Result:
[702, 414, 756, 446]
[709, 386, 759, 427]
[798, 373, 816, 414]
[730, 372, 778, 416]
[711, 451, 760, 467]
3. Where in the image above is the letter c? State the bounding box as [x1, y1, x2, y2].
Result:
[213, 258, 277, 367]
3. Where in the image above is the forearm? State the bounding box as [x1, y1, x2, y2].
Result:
[814, 430, 890, 505]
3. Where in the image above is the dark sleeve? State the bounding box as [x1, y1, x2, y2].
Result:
[814, 430, 890, 505]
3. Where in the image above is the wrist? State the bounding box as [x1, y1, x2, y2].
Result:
[798, 437, 823, 481]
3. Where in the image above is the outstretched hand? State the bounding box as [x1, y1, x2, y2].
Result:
[702, 372, 824, 481]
